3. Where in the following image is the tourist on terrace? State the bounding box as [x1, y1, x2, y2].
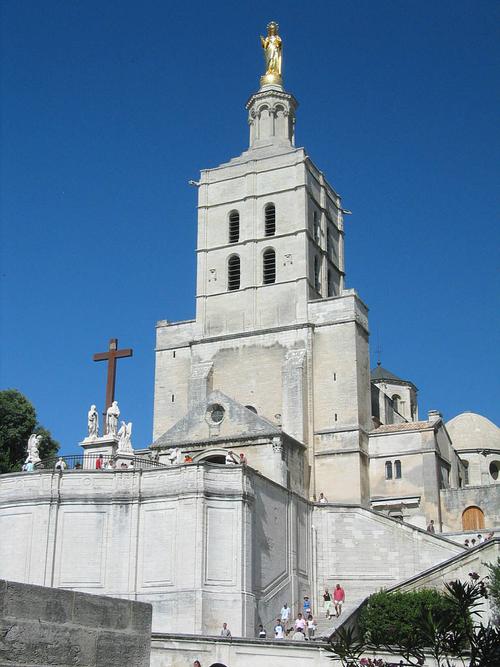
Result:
[334, 583, 345, 617]
[220, 622, 231, 637]
[307, 614, 317, 639]
[280, 602, 291, 630]
[293, 612, 306, 632]
[274, 619, 284, 639]
[225, 450, 238, 465]
[323, 588, 333, 619]
[54, 457, 67, 471]
[318, 492, 328, 504]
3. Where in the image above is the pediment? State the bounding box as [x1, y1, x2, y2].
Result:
[151, 390, 281, 449]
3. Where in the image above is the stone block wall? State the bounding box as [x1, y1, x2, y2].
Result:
[0, 579, 151, 667]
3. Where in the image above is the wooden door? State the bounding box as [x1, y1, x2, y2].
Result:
[462, 506, 485, 530]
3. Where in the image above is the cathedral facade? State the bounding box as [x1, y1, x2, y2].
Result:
[0, 25, 498, 654]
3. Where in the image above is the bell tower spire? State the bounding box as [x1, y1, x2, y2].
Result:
[247, 21, 297, 148]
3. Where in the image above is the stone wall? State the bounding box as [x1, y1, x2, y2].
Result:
[0, 579, 151, 667]
[0, 466, 309, 638]
[312, 505, 463, 611]
[440, 484, 500, 531]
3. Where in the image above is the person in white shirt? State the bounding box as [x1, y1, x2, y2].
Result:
[54, 457, 67, 471]
[280, 602, 291, 630]
[318, 492, 328, 503]
[225, 450, 238, 465]
[274, 619, 284, 639]
[307, 614, 317, 639]
[292, 628, 305, 641]
[220, 622, 231, 637]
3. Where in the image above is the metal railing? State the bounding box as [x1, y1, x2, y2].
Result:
[20, 453, 168, 472]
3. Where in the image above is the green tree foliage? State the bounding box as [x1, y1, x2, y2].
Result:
[0, 389, 59, 473]
[358, 588, 467, 650]
[328, 574, 500, 667]
[486, 557, 500, 622]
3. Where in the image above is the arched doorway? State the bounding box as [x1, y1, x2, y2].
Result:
[202, 455, 226, 464]
[462, 506, 485, 530]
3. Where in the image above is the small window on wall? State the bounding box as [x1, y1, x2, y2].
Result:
[314, 256, 321, 292]
[228, 211, 240, 243]
[264, 203, 276, 236]
[392, 394, 401, 413]
[394, 460, 402, 479]
[263, 248, 276, 284]
[385, 461, 393, 480]
[490, 461, 499, 481]
[463, 460, 469, 485]
[227, 255, 240, 291]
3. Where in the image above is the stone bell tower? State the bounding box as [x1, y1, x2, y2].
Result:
[154, 22, 371, 504]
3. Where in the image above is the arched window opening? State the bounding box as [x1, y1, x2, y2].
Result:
[462, 506, 485, 530]
[385, 461, 393, 480]
[245, 405, 257, 414]
[228, 210, 240, 243]
[392, 394, 401, 413]
[327, 230, 335, 260]
[313, 211, 320, 243]
[462, 460, 469, 485]
[314, 256, 321, 292]
[264, 203, 276, 237]
[490, 461, 499, 481]
[263, 248, 276, 284]
[327, 269, 335, 297]
[227, 255, 240, 291]
[394, 460, 402, 479]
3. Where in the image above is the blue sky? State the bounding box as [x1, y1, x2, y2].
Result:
[1, 0, 499, 455]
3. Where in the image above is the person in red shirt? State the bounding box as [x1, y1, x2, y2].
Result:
[95, 454, 104, 470]
[334, 583, 345, 617]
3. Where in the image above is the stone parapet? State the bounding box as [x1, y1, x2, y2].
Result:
[0, 578, 151, 667]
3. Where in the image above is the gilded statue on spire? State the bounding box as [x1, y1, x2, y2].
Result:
[260, 21, 283, 87]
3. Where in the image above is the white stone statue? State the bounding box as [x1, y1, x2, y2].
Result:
[106, 401, 120, 435]
[26, 434, 42, 464]
[166, 447, 181, 465]
[87, 404, 99, 439]
[117, 421, 133, 452]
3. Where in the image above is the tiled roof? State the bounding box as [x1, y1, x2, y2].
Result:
[371, 420, 433, 433]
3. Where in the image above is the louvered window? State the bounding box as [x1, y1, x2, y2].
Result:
[228, 211, 240, 243]
[395, 460, 402, 479]
[264, 204, 276, 237]
[327, 269, 335, 297]
[227, 255, 240, 291]
[263, 248, 276, 284]
[314, 256, 321, 292]
[385, 461, 393, 480]
[314, 211, 320, 243]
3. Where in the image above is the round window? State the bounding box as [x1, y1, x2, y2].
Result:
[209, 404, 225, 424]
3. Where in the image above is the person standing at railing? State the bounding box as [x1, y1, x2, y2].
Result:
[54, 457, 67, 471]
[95, 454, 104, 470]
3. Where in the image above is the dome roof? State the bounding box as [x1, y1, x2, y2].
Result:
[446, 412, 500, 451]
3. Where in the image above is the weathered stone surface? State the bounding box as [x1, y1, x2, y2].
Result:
[0, 579, 151, 667]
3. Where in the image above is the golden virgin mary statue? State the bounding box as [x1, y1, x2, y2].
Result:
[260, 21, 283, 86]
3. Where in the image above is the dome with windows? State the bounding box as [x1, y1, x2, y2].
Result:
[446, 412, 500, 452]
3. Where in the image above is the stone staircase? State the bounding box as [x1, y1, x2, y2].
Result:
[313, 602, 357, 639]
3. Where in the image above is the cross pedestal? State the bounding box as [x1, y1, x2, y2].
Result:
[80, 435, 119, 469]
